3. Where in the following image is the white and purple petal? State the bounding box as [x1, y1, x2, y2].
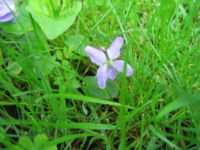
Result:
[0, 12, 13, 22]
[0, 5, 10, 16]
[107, 66, 117, 80]
[107, 37, 124, 59]
[113, 60, 133, 76]
[1, 0, 13, 4]
[85, 46, 107, 66]
[0, 0, 15, 23]
[96, 65, 109, 89]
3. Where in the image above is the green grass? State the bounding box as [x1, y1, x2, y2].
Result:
[0, 0, 200, 149]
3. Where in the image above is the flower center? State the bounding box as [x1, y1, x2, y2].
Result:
[10, 3, 15, 11]
[105, 59, 113, 66]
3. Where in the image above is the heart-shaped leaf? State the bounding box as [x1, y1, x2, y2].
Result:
[84, 76, 119, 99]
[26, 1, 82, 40]
[65, 34, 88, 56]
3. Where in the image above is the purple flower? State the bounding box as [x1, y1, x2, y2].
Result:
[85, 37, 133, 89]
[0, 0, 15, 22]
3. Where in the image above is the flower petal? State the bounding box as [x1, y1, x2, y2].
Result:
[0, 12, 13, 22]
[0, 0, 15, 11]
[113, 60, 133, 76]
[108, 66, 117, 80]
[0, 6, 10, 16]
[96, 65, 109, 89]
[85, 46, 107, 66]
[107, 37, 124, 59]
[0, 0, 15, 22]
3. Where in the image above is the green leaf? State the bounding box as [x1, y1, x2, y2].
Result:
[34, 134, 57, 150]
[26, 1, 82, 40]
[65, 34, 87, 56]
[18, 137, 34, 149]
[36, 56, 58, 75]
[37, 93, 134, 108]
[6, 61, 22, 75]
[55, 50, 63, 60]
[34, 134, 48, 147]
[147, 136, 159, 150]
[0, 127, 5, 141]
[0, 2, 32, 35]
[63, 47, 78, 60]
[189, 100, 200, 125]
[155, 92, 200, 121]
[84, 76, 119, 99]
[11, 145, 23, 150]
[149, 126, 181, 150]
[43, 133, 104, 149]
[0, 49, 3, 65]
[10, 134, 57, 150]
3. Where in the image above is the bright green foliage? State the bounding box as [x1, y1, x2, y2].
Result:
[0, 127, 5, 141]
[0, 49, 3, 65]
[26, 0, 82, 39]
[0, 0, 200, 149]
[12, 134, 57, 150]
[156, 92, 200, 121]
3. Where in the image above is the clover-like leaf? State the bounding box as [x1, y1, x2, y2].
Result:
[10, 134, 57, 150]
[34, 134, 57, 150]
[18, 137, 34, 149]
[34, 134, 48, 147]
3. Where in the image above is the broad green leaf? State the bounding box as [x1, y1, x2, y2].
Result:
[36, 56, 58, 75]
[0, 2, 32, 35]
[18, 137, 34, 149]
[11, 145, 23, 150]
[84, 76, 119, 99]
[65, 34, 87, 56]
[34, 134, 57, 150]
[11, 134, 57, 150]
[6, 61, 22, 75]
[26, 1, 82, 40]
[34, 134, 48, 147]
[28, 0, 61, 16]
